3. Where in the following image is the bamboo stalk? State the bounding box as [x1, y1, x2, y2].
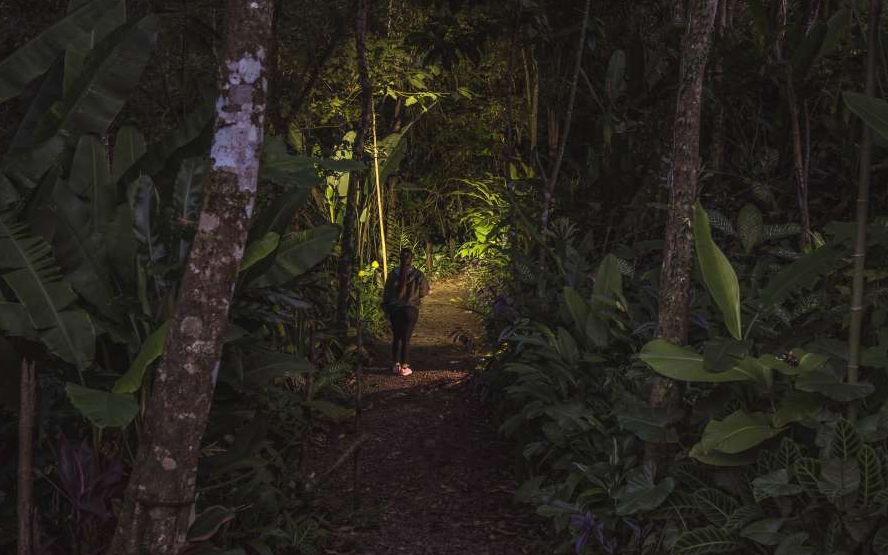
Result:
[371, 103, 388, 277]
[847, 0, 881, 397]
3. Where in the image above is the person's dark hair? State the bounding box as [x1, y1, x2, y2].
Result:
[397, 248, 413, 299]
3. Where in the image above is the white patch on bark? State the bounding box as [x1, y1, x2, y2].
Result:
[198, 213, 220, 232]
[161, 457, 178, 470]
[209, 49, 267, 220]
[180, 316, 203, 337]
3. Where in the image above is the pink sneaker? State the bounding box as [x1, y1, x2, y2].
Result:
[399, 364, 413, 376]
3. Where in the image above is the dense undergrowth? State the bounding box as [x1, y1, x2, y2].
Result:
[472, 196, 888, 554]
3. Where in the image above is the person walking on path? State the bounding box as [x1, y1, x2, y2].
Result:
[382, 248, 430, 376]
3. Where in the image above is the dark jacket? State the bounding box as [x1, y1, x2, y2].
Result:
[382, 267, 430, 311]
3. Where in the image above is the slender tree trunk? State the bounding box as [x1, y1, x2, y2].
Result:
[107, 1, 274, 552]
[848, 0, 880, 400]
[787, 75, 812, 251]
[648, 0, 719, 463]
[539, 0, 590, 231]
[335, 0, 373, 339]
[17, 360, 35, 555]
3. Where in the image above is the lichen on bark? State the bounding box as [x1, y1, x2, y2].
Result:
[106, 1, 275, 553]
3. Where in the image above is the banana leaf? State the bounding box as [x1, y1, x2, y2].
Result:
[0, 208, 96, 375]
[34, 15, 159, 141]
[8, 58, 65, 154]
[0, 0, 120, 102]
[63, 0, 126, 96]
[248, 225, 340, 288]
[111, 125, 146, 184]
[115, 99, 214, 192]
[69, 135, 113, 233]
[51, 179, 119, 323]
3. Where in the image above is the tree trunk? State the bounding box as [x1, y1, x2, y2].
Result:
[106, 1, 274, 553]
[539, 0, 590, 230]
[847, 0, 880, 404]
[648, 0, 719, 463]
[17, 360, 35, 555]
[335, 0, 373, 339]
[787, 74, 812, 251]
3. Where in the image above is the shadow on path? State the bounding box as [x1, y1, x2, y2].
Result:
[309, 278, 546, 555]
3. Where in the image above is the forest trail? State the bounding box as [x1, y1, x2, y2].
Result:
[311, 277, 544, 555]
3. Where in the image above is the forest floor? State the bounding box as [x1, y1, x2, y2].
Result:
[309, 277, 548, 555]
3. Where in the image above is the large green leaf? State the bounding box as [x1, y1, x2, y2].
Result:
[111, 124, 146, 183]
[69, 135, 113, 233]
[700, 410, 782, 454]
[247, 182, 313, 245]
[66, 382, 137, 428]
[639, 340, 753, 383]
[0, 0, 120, 102]
[858, 445, 883, 506]
[113, 321, 169, 394]
[794, 368, 873, 401]
[617, 405, 677, 443]
[694, 202, 741, 339]
[693, 488, 739, 527]
[240, 232, 280, 274]
[0, 208, 95, 372]
[759, 242, 846, 307]
[751, 470, 803, 502]
[613, 462, 675, 515]
[51, 16, 158, 137]
[250, 225, 339, 287]
[8, 58, 65, 153]
[63, 0, 126, 96]
[562, 286, 588, 333]
[0, 302, 38, 339]
[845, 92, 888, 142]
[690, 443, 757, 467]
[116, 100, 214, 191]
[817, 458, 860, 501]
[51, 179, 118, 322]
[740, 518, 785, 546]
[592, 253, 624, 307]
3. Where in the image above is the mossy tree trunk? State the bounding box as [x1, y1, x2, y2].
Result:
[648, 0, 718, 465]
[106, 0, 274, 552]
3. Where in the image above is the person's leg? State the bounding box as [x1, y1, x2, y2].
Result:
[400, 307, 420, 368]
[389, 311, 403, 371]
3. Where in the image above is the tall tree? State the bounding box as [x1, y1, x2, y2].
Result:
[649, 0, 719, 457]
[335, 0, 373, 338]
[106, 0, 275, 552]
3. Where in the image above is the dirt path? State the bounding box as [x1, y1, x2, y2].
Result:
[311, 278, 545, 555]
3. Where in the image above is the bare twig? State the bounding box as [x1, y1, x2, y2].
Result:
[305, 433, 370, 494]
